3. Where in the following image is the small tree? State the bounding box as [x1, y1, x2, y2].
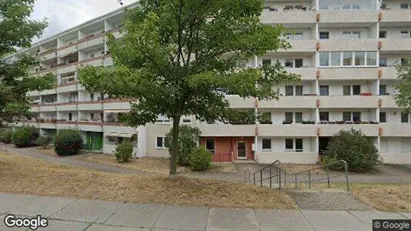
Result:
[11, 126, 39, 147]
[165, 126, 201, 166]
[189, 147, 212, 171]
[114, 142, 133, 162]
[0, 128, 13, 144]
[54, 129, 83, 156]
[394, 56, 411, 111]
[326, 129, 378, 172]
[36, 136, 52, 149]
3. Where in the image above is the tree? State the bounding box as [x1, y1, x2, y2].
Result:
[79, 0, 299, 176]
[394, 56, 411, 112]
[0, 0, 55, 126]
[165, 125, 201, 166]
[325, 129, 379, 172]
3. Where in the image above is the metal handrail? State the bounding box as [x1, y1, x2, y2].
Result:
[249, 160, 282, 189]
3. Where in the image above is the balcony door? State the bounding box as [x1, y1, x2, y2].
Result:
[237, 140, 247, 159]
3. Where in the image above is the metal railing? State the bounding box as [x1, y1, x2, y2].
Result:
[244, 160, 282, 189]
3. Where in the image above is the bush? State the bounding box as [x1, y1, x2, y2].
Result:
[54, 129, 83, 156]
[166, 126, 201, 166]
[189, 147, 212, 171]
[11, 126, 39, 147]
[0, 128, 13, 144]
[114, 142, 133, 162]
[326, 128, 379, 172]
[36, 136, 52, 149]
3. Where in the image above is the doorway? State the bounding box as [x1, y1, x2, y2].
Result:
[319, 137, 331, 156]
[237, 140, 246, 159]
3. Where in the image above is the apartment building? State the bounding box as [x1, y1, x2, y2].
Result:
[6, 0, 411, 164]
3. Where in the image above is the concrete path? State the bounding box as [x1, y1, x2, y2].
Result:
[1, 193, 410, 231]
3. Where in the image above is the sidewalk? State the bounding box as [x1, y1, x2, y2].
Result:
[1, 193, 410, 231]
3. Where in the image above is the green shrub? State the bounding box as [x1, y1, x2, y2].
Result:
[165, 125, 201, 166]
[327, 128, 379, 172]
[54, 129, 83, 156]
[189, 147, 212, 171]
[11, 126, 39, 147]
[0, 128, 13, 144]
[114, 142, 133, 162]
[36, 136, 52, 149]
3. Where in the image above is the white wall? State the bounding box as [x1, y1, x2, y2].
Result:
[380, 137, 411, 164]
[319, 27, 372, 39]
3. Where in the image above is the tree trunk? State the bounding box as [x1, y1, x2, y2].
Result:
[169, 114, 181, 177]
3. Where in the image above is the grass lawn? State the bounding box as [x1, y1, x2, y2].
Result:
[0, 151, 295, 209]
[280, 164, 325, 174]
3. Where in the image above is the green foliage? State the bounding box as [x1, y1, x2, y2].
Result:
[327, 129, 379, 172]
[0, 128, 13, 144]
[189, 147, 212, 171]
[114, 142, 133, 162]
[394, 56, 411, 112]
[11, 125, 39, 147]
[36, 136, 52, 149]
[54, 129, 83, 156]
[79, 0, 299, 175]
[0, 0, 55, 126]
[165, 126, 201, 166]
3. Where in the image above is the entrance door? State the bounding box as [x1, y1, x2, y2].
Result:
[237, 141, 246, 159]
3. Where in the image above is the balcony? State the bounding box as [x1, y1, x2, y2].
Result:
[198, 124, 255, 137]
[226, 95, 255, 109]
[379, 95, 398, 108]
[260, 10, 316, 24]
[380, 39, 411, 52]
[77, 35, 105, 50]
[318, 10, 378, 24]
[319, 124, 379, 136]
[285, 68, 317, 80]
[104, 123, 136, 134]
[257, 124, 317, 137]
[30, 105, 39, 113]
[380, 124, 411, 137]
[56, 122, 77, 130]
[38, 122, 57, 129]
[57, 81, 77, 93]
[78, 101, 103, 111]
[57, 43, 77, 57]
[319, 39, 378, 51]
[38, 104, 57, 112]
[57, 63, 77, 75]
[380, 10, 411, 23]
[103, 100, 132, 110]
[259, 96, 317, 108]
[379, 67, 397, 80]
[78, 56, 104, 67]
[39, 50, 57, 61]
[56, 103, 78, 111]
[277, 40, 317, 53]
[319, 68, 378, 80]
[257, 151, 318, 164]
[77, 121, 103, 132]
[318, 96, 378, 108]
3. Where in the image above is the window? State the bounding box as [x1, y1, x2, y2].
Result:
[319, 32, 329, 40]
[355, 52, 365, 66]
[287, 33, 304, 40]
[285, 139, 293, 150]
[320, 112, 329, 121]
[68, 113, 72, 121]
[90, 93, 94, 101]
[295, 59, 303, 68]
[343, 85, 351, 96]
[295, 139, 303, 152]
[401, 31, 409, 39]
[182, 119, 191, 124]
[262, 139, 271, 150]
[295, 112, 303, 124]
[285, 86, 294, 96]
[343, 52, 352, 66]
[353, 85, 361, 95]
[379, 58, 387, 67]
[367, 52, 377, 66]
[295, 86, 303, 96]
[343, 112, 351, 122]
[400, 3, 409, 9]
[206, 138, 215, 154]
[379, 31, 387, 39]
[90, 113, 94, 120]
[343, 5, 350, 9]
[380, 112, 387, 123]
[285, 59, 293, 68]
[156, 115, 171, 124]
[342, 32, 351, 39]
[353, 112, 361, 122]
[401, 113, 409, 123]
[156, 137, 167, 148]
[262, 59, 271, 66]
[330, 52, 341, 66]
[342, 31, 360, 39]
[379, 85, 387, 95]
[320, 85, 329, 96]
[285, 112, 293, 122]
[319, 52, 329, 66]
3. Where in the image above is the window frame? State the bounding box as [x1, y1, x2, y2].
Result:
[285, 86, 294, 96]
[379, 85, 387, 95]
[401, 113, 409, 123]
[205, 138, 216, 154]
[379, 112, 387, 123]
[319, 31, 329, 39]
[319, 85, 329, 96]
[262, 138, 272, 150]
[352, 85, 361, 95]
[156, 137, 167, 149]
[343, 85, 351, 96]
[295, 139, 303, 152]
[285, 139, 294, 150]
[319, 112, 329, 121]
[295, 112, 303, 124]
[295, 86, 303, 96]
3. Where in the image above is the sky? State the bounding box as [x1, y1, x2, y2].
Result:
[31, 0, 136, 43]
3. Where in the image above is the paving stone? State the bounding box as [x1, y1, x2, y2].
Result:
[350, 211, 408, 228]
[38, 219, 90, 231]
[104, 202, 164, 229]
[206, 208, 259, 231]
[154, 205, 208, 230]
[10, 196, 76, 217]
[0, 193, 39, 214]
[50, 199, 124, 223]
[86, 223, 150, 231]
[301, 210, 368, 231]
[254, 209, 314, 231]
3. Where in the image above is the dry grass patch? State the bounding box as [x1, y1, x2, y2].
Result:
[281, 164, 325, 174]
[0, 152, 296, 209]
[35, 147, 58, 156]
[207, 163, 238, 173]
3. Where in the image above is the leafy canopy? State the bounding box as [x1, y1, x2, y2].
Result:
[394, 56, 411, 112]
[0, 0, 55, 125]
